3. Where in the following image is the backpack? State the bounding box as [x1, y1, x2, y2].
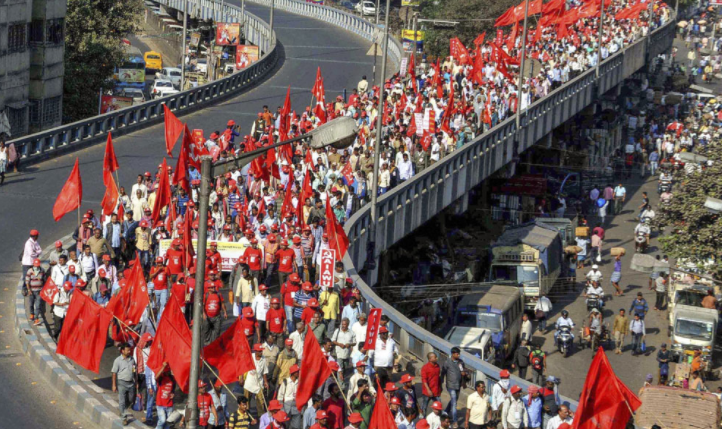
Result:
[531, 352, 544, 371]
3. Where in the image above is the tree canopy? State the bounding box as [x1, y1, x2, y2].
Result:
[63, 0, 144, 122]
[654, 142, 722, 278]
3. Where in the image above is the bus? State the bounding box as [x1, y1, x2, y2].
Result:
[114, 45, 147, 92]
[444, 285, 523, 365]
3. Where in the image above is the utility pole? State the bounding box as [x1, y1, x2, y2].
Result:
[369, 0, 391, 262]
[515, 0, 530, 132]
[596, 0, 605, 79]
[270, 0, 275, 33]
[181, 0, 189, 90]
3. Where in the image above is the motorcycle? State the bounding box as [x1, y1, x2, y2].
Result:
[557, 325, 574, 357]
[635, 233, 648, 253]
[586, 293, 604, 312]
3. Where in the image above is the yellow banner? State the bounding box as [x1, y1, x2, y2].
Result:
[402, 29, 425, 42]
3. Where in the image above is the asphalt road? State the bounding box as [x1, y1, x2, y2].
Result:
[0, 3, 375, 426]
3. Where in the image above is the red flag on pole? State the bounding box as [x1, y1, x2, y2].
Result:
[172, 126, 192, 194]
[314, 77, 327, 124]
[152, 158, 172, 225]
[203, 318, 255, 384]
[364, 308, 383, 350]
[40, 278, 58, 304]
[279, 85, 292, 140]
[163, 104, 184, 157]
[368, 379, 399, 429]
[53, 158, 83, 222]
[101, 174, 120, 216]
[572, 347, 642, 429]
[106, 256, 149, 325]
[473, 32, 486, 47]
[311, 66, 323, 96]
[56, 292, 113, 373]
[280, 178, 294, 218]
[103, 132, 119, 186]
[324, 193, 349, 258]
[147, 297, 193, 393]
[408, 54, 417, 93]
[182, 207, 196, 270]
[296, 327, 332, 410]
[449, 38, 470, 65]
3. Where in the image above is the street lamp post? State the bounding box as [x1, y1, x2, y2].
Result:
[596, 0, 606, 79]
[368, 0, 391, 272]
[515, 0, 531, 133]
[270, 0, 275, 33]
[181, 0, 189, 90]
[184, 117, 357, 428]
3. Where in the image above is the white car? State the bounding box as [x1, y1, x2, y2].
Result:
[152, 79, 179, 98]
[196, 58, 208, 74]
[355, 1, 376, 15]
[155, 67, 182, 88]
[121, 88, 146, 105]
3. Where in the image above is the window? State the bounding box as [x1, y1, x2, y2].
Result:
[8, 106, 27, 137]
[29, 20, 44, 44]
[8, 23, 27, 52]
[29, 100, 41, 126]
[42, 96, 62, 125]
[46, 19, 64, 44]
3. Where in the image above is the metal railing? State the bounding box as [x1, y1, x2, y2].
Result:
[9, 0, 277, 166]
[341, 17, 676, 408]
[246, 0, 403, 69]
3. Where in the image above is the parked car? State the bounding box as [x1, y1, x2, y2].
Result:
[355, 1, 376, 16]
[152, 79, 179, 98]
[155, 67, 182, 88]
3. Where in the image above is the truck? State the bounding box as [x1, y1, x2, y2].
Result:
[635, 385, 720, 429]
[444, 286, 523, 366]
[488, 220, 565, 310]
[670, 304, 717, 377]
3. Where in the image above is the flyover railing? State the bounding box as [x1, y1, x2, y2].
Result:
[246, 0, 403, 69]
[342, 16, 676, 408]
[9, 0, 276, 166]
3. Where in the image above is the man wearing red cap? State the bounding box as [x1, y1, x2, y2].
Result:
[48, 239, 68, 267]
[263, 233, 280, 287]
[310, 409, 329, 429]
[266, 297, 288, 341]
[243, 238, 264, 284]
[164, 238, 184, 280]
[397, 373, 419, 411]
[252, 284, 271, 339]
[202, 279, 227, 345]
[370, 326, 397, 388]
[244, 343, 270, 415]
[501, 385, 528, 429]
[273, 338, 298, 384]
[280, 274, 301, 332]
[275, 239, 296, 286]
[345, 412, 365, 429]
[492, 369, 511, 421]
[257, 398, 283, 429]
[25, 258, 46, 324]
[135, 219, 152, 271]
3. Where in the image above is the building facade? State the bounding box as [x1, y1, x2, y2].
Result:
[0, 0, 64, 138]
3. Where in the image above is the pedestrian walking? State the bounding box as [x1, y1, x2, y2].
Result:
[613, 183, 626, 215]
[653, 273, 668, 310]
[629, 314, 646, 356]
[612, 309, 629, 354]
[630, 293, 649, 319]
[511, 340, 531, 380]
[25, 258, 46, 325]
[440, 347, 466, 425]
[529, 344, 547, 386]
[420, 352, 441, 415]
[534, 294, 552, 332]
[111, 343, 137, 426]
[657, 343, 671, 385]
[611, 255, 623, 296]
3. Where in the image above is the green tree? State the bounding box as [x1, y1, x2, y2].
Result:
[654, 142, 722, 278]
[63, 0, 144, 122]
[418, 0, 517, 58]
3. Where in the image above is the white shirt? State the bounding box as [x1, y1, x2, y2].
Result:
[53, 289, 71, 318]
[371, 338, 397, 367]
[426, 412, 441, 429]
[534, 296, 552, 313]
[289, 331, 305, 360]
[585, 270, 603, 282]
[252, 294, 270, 322]
[546, 415, 573, 429]
[277, 377, 298, 403]
[491, 383, 510, 411]
[243, 356, 268, 394]
[51, 264, 70, 287]
[397, 159, 414, 180]
[351, 321, 367, 349]
[331, 328, 356, 359]
[556, 317, 574, 329]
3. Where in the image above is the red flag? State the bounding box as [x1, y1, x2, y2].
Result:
[473, 32, 486, 47]
[101, 174, 120, 216]
[543, 0, 565, 14]
[449, 38, 470, 65]
[152, 158, 172, 225]
[266, 146, 281, 179]
[433, 60, 443, 99]
[325, 193, 349, 258]
[341, 162, 355, 186]
[163, 105, 184, 157]
[117, 201, 125, 221]
[407, 55, 417, 93]
[296, 327, 332, 410]
[280, 177, 294, 217]
[440, 82, 455, 135]
[420, 131, 432, 151]
[40, 277, 58, 304]
[279, 85, 292, 140]
[507, 22, 519, 50]
[203, 318, 255, 384]
[147, 297, 193, 393]
[53, 158, 83, 222]
[314, 77, 327, 124]
[495, 1, 525, 26]
[364, 308, 383, 350]
[56, 292, 113, 373]
[572, 347, 642, 429]
[106, 256, 149, 325]
[311, 66, 323, 97]
[368, 379, 398, 429]
[173, 125, 192, 194]
[103, 133, 119, 186]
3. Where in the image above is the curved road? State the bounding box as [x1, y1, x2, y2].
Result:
[0, 3, 375, 426]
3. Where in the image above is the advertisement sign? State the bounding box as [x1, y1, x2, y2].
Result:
[236, 45, 259, 69]
[364, 308, 383, 350]
[101, 95, 133, 113]
[216, 23, 241, 46]
[399, 57, 408, 76]
[401, 30, 424, 52]
[401, 0, 420, 6]
[190, 32, 201, 47]
[159, 239, 247, 272]
[319, 249, 336, 291]
[491, 175, 548, 196]
[117, 68, 145, 83]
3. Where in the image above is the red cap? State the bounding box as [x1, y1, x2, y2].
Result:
[431, 401, 443, 410]
[292, 236, 301, 244]
[268, 234, 277, 242]
[76, 279, 86, 288]
[102, 255, 111, 261]
[32, 259, 41, 267]
[140, 220, 149, 228]
[69, 265, 76, 273]
[253, 343, 264, 352]
[384, 382, 398, 392]
[243, 307, 255, 318]
[274, 411, 290, 423]
[271, 297, 281, 304]
[289, 364, 300, 374]
[400, 374, 414, 384]
[173, 238, 181, 246]
[355, 361, 367, 367]
[144, 171, 151, 177]
[499, 370, 510, 378]
[198, 380, 207, 388]
[285, 338, 294, 346]
[210, 241, 218, 247]
[390, 397, 401, 405]
[348, 413, 364, 424]
[98, 270, 106, 278]
[281, 239, 289, 246]
[267, 399, 283, 411]
[416, 419, 431, 429]
[302, 281, 314, 291]
[289, 273, 300, 283]
[54, 240, 63, 248]
[316, 410, 328, 420]
[63, 281, 73, 291]
[510, 385, 522, 394]
[259, 284, 268, 291]
[30, 229, 39, 236]
[322, 233, 329, 239]
[307, 298, 319, 308]
[227, 120, 236, 127]
[378, 326, 389, 334]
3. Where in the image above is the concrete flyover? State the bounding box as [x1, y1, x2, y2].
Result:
[341, 18, 676, 408]
[2, 1, 388, 427]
